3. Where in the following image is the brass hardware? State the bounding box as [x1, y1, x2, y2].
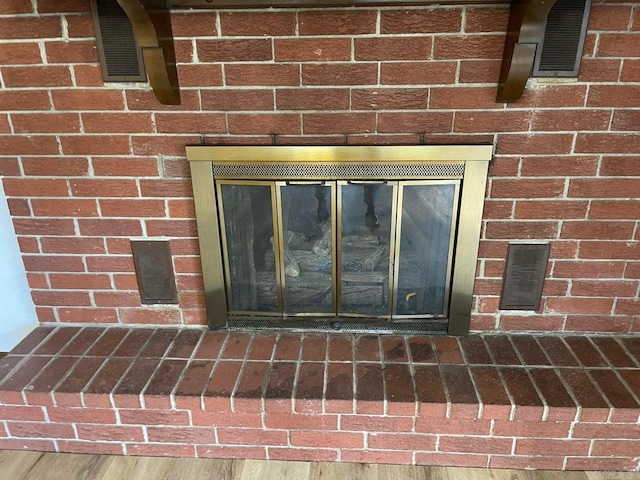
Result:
[189, 161, 227, 328]
[387, 182, 400, 319]
[347, 180, 388, 185]
[391, 180, 461, 320]
[187, 145, 492, 164]
[335, 181, 343, 315]
[447, 160, 490, 335]
[272, 183, 285, 315]
[330, 182, 338, 316]
[390, 182, 403, 318]
[286, 181, 326, 186]
[187, 145, 492, 334]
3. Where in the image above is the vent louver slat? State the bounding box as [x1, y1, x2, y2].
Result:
[533, 0, 591, 77]
[91, 0, 146, 81]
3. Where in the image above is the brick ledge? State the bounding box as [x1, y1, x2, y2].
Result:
[0, 326, 639, 471]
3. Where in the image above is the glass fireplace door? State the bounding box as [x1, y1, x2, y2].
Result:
[338, 181, 396, 318]
[393, 181, 460, 318]
[217, 179, 460, 322]
[217, 181, 280, 315]
[276, 182, 335, 315]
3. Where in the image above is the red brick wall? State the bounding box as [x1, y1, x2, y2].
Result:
[0, 0, 638, 332]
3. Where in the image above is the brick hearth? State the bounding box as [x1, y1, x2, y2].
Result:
[1, 326, 639, 471]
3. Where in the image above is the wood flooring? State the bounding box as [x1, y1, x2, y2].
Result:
[0, 451, 637, 480]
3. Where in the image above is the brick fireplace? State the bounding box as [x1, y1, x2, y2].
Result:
[0, 0, 639, 471]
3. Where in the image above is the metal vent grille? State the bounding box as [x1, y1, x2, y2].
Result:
[533, 0, 591, 77]
[228, 317, 448, 334]
[212, 163, 464, 180]
[91, 0, 146, 81]
[131, 240, 179, 305]
[500, 243, 550, 311]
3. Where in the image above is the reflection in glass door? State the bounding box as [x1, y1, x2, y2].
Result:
[338, 182, 396, 317]
[277, 182, 335, 315]
[394, 181, 460, 317]
[217, 179, 460, 322]
[218, 182, 280, 314]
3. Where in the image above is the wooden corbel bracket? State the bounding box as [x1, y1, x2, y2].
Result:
[117, 0, 180, 105]
[496, 0, 558, 103]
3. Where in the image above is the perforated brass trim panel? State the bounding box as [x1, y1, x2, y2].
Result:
[211, 163, 464, 180]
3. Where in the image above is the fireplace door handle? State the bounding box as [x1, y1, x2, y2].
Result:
[285, 181, 326, 186]
[347, 180, 388, 185]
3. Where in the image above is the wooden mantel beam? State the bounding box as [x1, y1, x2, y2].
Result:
[170, 0, 500, 5]
[117, 0, 180, 105]
[114, 0, 559, 105]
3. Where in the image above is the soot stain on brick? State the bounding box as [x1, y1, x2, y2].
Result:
[409, 341, 435, 362]
[385, 342, 405, 360]
[326, 373, 352, 399]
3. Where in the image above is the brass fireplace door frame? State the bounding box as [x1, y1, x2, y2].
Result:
[186, 145, 492, 335]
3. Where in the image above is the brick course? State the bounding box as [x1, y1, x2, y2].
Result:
[1, 327, 639, 470]
[0, 3, 637, 333]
